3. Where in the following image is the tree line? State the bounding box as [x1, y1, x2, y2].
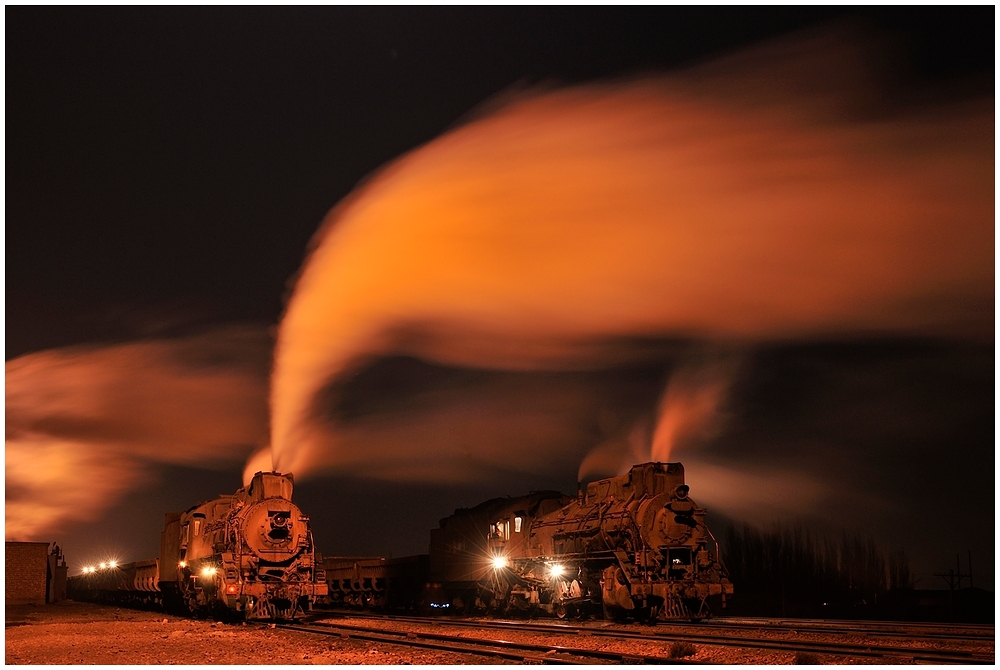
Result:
[720, 523, 912, 617]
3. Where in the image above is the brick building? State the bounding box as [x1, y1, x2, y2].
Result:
[6, 542, 68, 604]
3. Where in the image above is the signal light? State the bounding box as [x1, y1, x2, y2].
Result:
[178, 561, 187, 568]
[226, 585, 238, 594]
[109, 561, 117, 568]
[99, 562, 107, 570]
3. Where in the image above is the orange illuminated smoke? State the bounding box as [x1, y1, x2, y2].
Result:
[5, 326, 271, 540]
[266, 29, 991, 485]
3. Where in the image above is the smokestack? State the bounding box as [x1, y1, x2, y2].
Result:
[577, 481, 584, 506]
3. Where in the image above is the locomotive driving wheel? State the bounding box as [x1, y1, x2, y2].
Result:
[554, 601, 567, 619]
[554, 601, 580, 620]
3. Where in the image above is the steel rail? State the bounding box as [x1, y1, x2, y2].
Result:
[658, 620, 992, 642]
[709, 616, 994, 639]
[314, 608, 992, 640]
[712, 616, 995, 634]
[279, 620, 698, 664]
[308, 612, 993, 664]
[315, 607, 992, 640]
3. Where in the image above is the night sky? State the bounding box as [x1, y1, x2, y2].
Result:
[6, 8, 994, 591]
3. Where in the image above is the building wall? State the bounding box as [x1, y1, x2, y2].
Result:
[6, 542, 50, 605]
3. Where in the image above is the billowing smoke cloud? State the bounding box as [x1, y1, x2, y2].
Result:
[243, 445, 275, 485]
[5, 326, 270, 540]
[576, 351, 741, 483]
[648, 353, 741, 464]
[269, 27, 992, 522]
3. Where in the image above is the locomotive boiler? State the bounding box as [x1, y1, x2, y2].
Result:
[429, 462, 732, 621]
[68, 471, 327, 620]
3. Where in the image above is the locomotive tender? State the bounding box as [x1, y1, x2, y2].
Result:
[68, 471, 327, 620]
[428, 462, 732, 621]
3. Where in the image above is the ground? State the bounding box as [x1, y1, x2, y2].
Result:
[8, 600, 990, 665]
[4, 601, 491, 665]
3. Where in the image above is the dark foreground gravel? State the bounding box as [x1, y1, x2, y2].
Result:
[5, 601, 498, 665]
[8, 601, 990, 664]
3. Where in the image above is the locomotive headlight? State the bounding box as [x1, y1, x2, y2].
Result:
[491, 556, 508, 570]
[548, 564, 565, 578]
[178, 561, 187, 568]
[201, 566, 218, 578]
[99, 562, 107, 570]
[109, 560, 117, 568]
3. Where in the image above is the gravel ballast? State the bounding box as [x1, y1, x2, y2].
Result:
[7, 601, 992, 664]
[5, 602, 495, 665]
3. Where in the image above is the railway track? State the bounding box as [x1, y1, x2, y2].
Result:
[276, 620, 697, 664]
[710, 616, 994, 641]
[719, 616, 995, 630]
[307, 612, 994, 664]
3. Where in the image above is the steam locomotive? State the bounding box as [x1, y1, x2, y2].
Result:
[324, 462, 731, 622]
[426, 462, 732, 622]
[68, 471, 327, 620]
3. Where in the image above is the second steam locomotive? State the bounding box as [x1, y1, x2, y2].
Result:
[331, 462, 732, 622]
[429, 462, 731, 621]
[69, 471, 327, 620]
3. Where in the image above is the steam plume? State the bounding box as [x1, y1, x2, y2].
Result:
[5, 326, 270, 539]
[269, 26, 992, 510]
[577, 352, 741, 483]
[242, 445, 275, 485]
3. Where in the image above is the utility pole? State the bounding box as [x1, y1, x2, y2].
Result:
[934, 556, 968, 622]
